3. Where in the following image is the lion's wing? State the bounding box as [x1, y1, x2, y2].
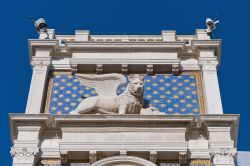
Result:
[76, 73, 127, 97]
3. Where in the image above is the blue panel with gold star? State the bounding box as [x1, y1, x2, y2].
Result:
[49, 74, 201, 115]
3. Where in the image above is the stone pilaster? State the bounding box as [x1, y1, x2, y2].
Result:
[199, 57, 223, 114]
[25, 59, 51, 114]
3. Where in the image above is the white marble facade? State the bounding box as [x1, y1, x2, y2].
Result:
[9, 29, 239, 166]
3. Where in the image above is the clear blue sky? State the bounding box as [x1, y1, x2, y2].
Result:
[1, 0, 250, 165]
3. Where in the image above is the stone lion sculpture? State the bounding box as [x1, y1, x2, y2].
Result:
[70, 73, 164, 115]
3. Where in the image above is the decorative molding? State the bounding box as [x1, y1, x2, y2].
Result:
[70, 64, 77, 75]
[172, 64, 181, 75]
[121, 64, 128, 74]
[96, 64, 103, 74]
[10, 147, 40, 163]
[179, 152, 188, 164]
[60, 151, 68, 164]
[89, 151, 97, 164]
[147, 64, 154, 75]
[150, 151, 157, 164]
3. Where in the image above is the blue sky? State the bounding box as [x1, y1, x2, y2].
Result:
[1, 0, 250, 165]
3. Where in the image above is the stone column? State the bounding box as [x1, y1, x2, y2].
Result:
[25, 49, 52, 114]
[11, 147, 40, 166]
[199, 58, 223, 114]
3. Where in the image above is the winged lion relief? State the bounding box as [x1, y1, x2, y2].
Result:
[70, 73, 164, 115]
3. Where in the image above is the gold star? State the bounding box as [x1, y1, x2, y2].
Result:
[193, 108, 199, 112]
[174, 104, 179, 108]
[53, 90, 58, 94]
[146, 87, 152, 91]
[172, 87, 178, 91]
[191, 91, 197, 94]
[191, 83, 196, 86]
[146, 79, 151, 83]
[168, 108, 173, 112]
[57, 102, 63, 106]
[164, 75, 169, 78]
[146, 95, 152, 99]
[172, 79, 177, 83]
[173, 95, 179, 99]
[153, 99, 159, 103]
[184, 79, 189, 83]
[160, 95, 165, 99]
[70, 102, 77, 106]
[61, 79, 66, 82]
[186, 104, 192, 108]
[153, 90, 158, 94]
[55, 75, 61, 78]
[66, 90, 71, 94]
[181, 108, 186, 112]
[192, 100, 198, 103]
[167, 100, 172, 103]
[186, 95, 191, 99]
[153, 83, 158, 86]
[73, 79, 79, 82]
[73, 86, 78, 90]
[190, 75, 195, 79]
[67, 75, 73, 78]
[52, 98, 58, 101]
[159, 79, 164, 82]
[178, 83, 183, 86]
[159, 87, 165, 91]
[64, 107, 70, 111]
[71, 94, 77, 98]
[59, 94, 64, 98]
[59, 86, 65, 90]
[53, 82, 59, 86]
[165, 83, 171, 87]
[166, 91, 171, 95]
[160, 104, 166, 108]
[185, 87, 191, 91]
[65, 98, 70, 102]
[178, 91, 184, 95]
[51, 106, 57, 110]
[180, 99, 185, 103]
[67, 83, 72, 86]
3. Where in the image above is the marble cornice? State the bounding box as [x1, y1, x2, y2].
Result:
[9, 114, 239, 142]
[191, 40, 222, 60]
[65, 41, 186, 52]
[28, 39, 59, 58]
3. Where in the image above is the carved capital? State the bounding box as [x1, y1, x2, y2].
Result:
[199, 60, 218, 71]
[89, 151, 97, 164]
[209, 148, 237, 165]
[121, 64, 128, 74]
[96, 64, 103, 74]
[31, 61, 50, 71]
[147, 64, 154, 75]
[10, 147, 40, 163]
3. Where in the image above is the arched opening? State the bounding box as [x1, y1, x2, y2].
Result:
[91, 155, 157, 166]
